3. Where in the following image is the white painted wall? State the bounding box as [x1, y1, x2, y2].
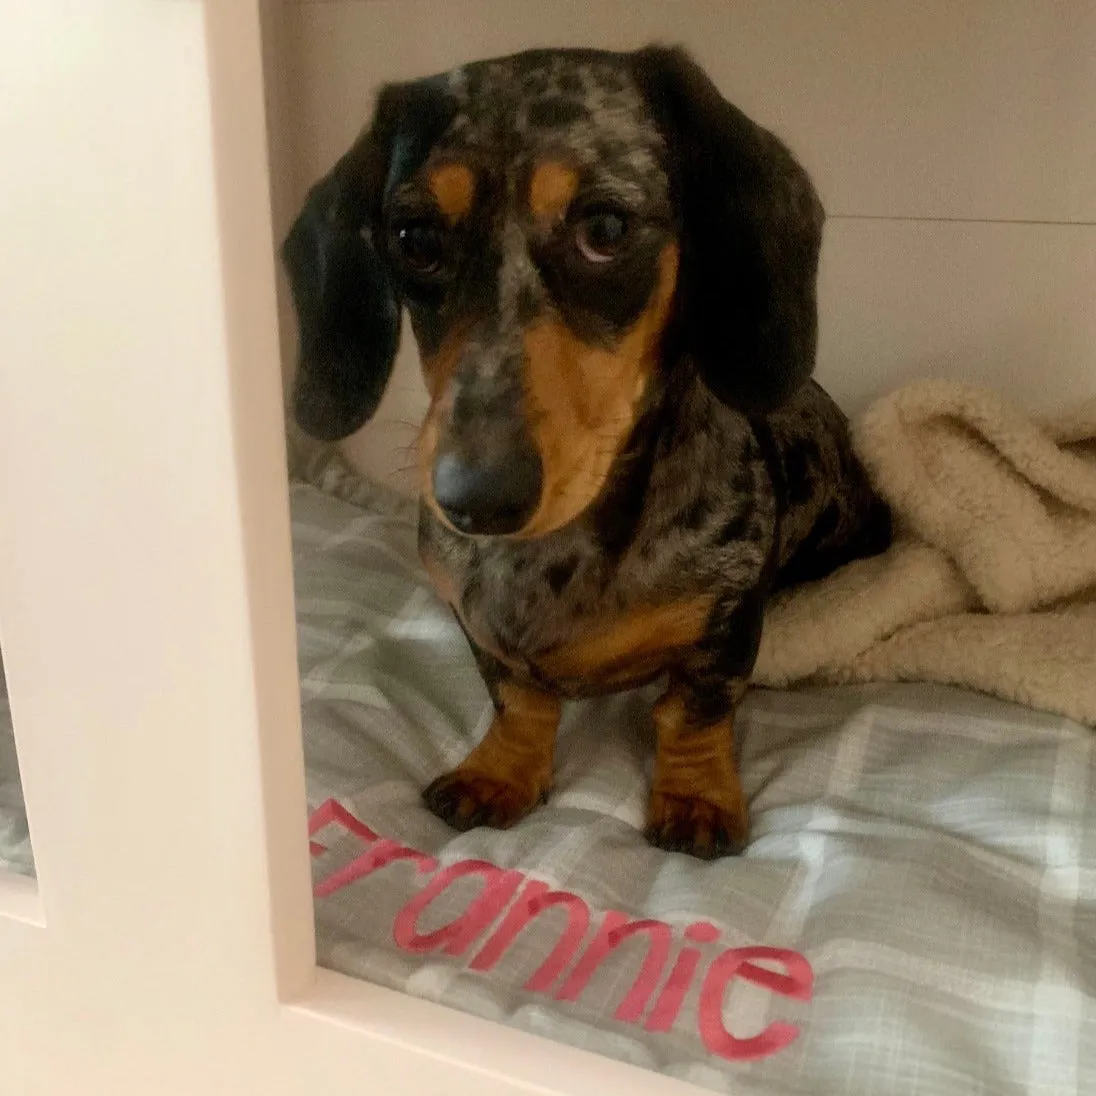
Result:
[275, 0, 1096, 491]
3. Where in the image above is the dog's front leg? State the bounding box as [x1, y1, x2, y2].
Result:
[423, 668, 562, 833]
[645, 677, 750, 860]
[645, 593, 762, 860]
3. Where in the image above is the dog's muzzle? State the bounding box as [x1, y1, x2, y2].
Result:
[432, 441, 543, 536]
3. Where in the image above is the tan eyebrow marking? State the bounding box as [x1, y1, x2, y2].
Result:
[427, 162, 476, 222]
[528, 160, 580, 220]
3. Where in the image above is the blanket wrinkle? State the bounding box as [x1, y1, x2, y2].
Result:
[755, 379, 1096, 726]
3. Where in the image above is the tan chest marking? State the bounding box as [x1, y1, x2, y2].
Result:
[535, 597, 713, 684]
[422, 543, 711, 687]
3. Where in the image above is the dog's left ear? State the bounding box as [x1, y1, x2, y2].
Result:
[281, 79, 456, 441]
[631, 46, 824, 413]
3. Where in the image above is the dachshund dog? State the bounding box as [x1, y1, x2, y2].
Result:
[282, 46, 890, 859]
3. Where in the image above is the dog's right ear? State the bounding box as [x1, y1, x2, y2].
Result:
[281, 80, 456, 441]
[631, 46, 824, 414]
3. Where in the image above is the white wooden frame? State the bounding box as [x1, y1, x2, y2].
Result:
[0, 3, 696, 1092]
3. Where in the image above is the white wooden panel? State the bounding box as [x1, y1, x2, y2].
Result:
[283, 0, 1096, 223]
[817, 220, 1096, 417]
[0, 2, 302, 1092]
[0, 872, 43, 928]
[0, 3, 308, 1088]
[335, 219, 1096, 488]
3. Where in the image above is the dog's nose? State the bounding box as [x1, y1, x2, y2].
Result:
[432, 445, 543, 536]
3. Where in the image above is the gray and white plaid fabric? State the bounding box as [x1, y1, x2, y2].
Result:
[2, 472, 1094, 1095]
[0, 672, 32, 877]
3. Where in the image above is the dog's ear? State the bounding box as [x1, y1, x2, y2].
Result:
[631, 46, 824, 412]
[281, 80, 456, 441]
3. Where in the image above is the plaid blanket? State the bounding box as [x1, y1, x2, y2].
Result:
[293, 473, 1096, 1095]
[3, 472, 1094, 1094]
[0, 678, 30, 877]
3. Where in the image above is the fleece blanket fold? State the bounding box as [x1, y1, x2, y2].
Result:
[755, 379, 1096, 725]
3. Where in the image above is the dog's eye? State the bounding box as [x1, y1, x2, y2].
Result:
[574, 209, 630, 264]
[391, 218, 447, 275]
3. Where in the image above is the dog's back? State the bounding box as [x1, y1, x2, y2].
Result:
[759, 381, 892, 589]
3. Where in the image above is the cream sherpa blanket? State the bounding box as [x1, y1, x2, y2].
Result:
[754, 379, 1096, 726]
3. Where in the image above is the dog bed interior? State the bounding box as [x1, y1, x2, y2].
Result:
[1, 462, 1094, 1094]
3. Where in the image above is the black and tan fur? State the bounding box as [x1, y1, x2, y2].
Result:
[282, 46, 891, 859]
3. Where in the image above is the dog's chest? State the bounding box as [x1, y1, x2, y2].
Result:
[418, 509, 716, 693]
[415, 391, 778, 695]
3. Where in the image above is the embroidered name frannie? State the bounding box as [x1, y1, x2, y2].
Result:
[309, 799, 812, 1063]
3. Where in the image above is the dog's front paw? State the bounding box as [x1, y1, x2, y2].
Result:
[423, 767, 550, 832]
[645, 790, 749, 860]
